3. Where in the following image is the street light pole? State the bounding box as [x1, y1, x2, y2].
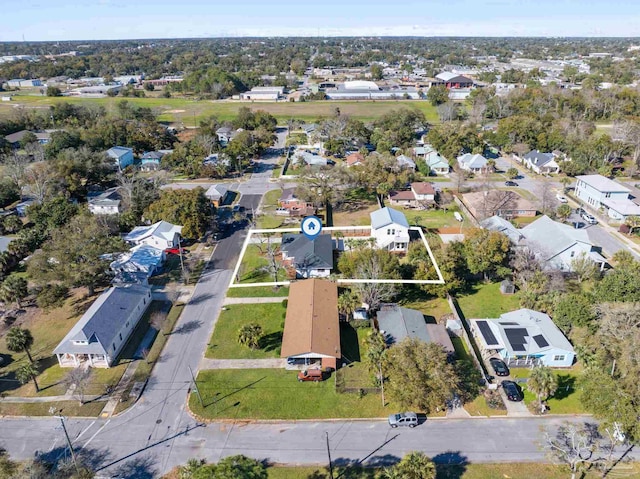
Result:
[325, 431, 334, 479]
[54, 415, 80, 475]
[188, 365, 204, 408]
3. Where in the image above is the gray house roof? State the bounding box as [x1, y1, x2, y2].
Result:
[576, 175, 630, 193]
[106, 146, 133, 159]
[53, 285, 151, 356]
[0, 236, 13, 253]
[281, 233, 333, 270]
[521, 215, 592, 261]
[205, 184, 229, 201]
[141, 151, 165, 161]
[88, 187, 121, 208]
[457, 153, 488, 169]
[480, 215, 523, 244]
[370, 207, 409, 230]
[524, 150, 554, 167]
[377, 304, 454, 353]
[124, 221, 182, 244]
[396, 154, 416, 169]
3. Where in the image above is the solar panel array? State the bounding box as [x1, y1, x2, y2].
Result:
[477, 320, 499, 346]
[533, 334, 549, 348]
[505, 328, 528, 352]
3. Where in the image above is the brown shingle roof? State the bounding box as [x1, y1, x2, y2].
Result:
[280, 279, 341, 359]
[346, 152, 365, 166]
[411, 182, 435, 195]
[389, 190, 416, 201]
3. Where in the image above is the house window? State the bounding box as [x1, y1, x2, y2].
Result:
[605, 192, 611, 198]
[553, 355, 565, 361]
[570, 251, 575, 258]
[126, 321, 129, 328]
[113, 343, 116, 351]
[119, 333, 122, 341]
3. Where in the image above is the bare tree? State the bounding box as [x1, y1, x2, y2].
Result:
[535, 179, 558, 216]
[23, 142, 45, 163]
[614, 120, 640, 166]
[450, 165, 468, 194]
[596, 302, 640, 342]
[23, 162, 55, 203]
[1, 152, 30, 188]
[149, 309, 168, 335]
[570, 252, 599, 283]
[437, 102, 459, 122]
[543, 422, 603, 479]
[63, 368, 91, 405]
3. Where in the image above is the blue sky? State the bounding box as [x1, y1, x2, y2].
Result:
[2, 0, 640, 41]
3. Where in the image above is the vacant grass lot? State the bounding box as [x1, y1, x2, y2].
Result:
[190, 368, 398, 420]
[455, 282, 521, 320]
[0, 94, 440, 124]
[226, 286, 289, 298]
[206, 303, 286, 359]
[398, 294, 451, 323]
[333, 202, 379, 226]
[238, 244, 287, 283]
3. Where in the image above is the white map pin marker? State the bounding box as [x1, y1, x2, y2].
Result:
[301, 216, 322, 241]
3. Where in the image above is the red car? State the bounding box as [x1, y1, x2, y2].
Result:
[165, 247, 182, 255]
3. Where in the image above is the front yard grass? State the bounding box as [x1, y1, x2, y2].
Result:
[238, 244, 287, 283]
[510, 367, 586, 415]
[206, 303, 286, 359]
[226, 286, 289, 298]
[190, 368, 398, 420]
[0, 400, 106, 417]
[407, 207, 466, 230]
[262, 188, 282, 208]
[463, 393, 507, 417]
[455, 282, 521, 319]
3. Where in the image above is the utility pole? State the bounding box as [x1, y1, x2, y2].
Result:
[178, 235, 186, 281]
[54, 415, 80, 475]
[188, 365, 204, 408]
[325, 431, 334, 479]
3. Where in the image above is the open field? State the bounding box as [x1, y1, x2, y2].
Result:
[455, 282, 522, 320]
[226, 286, 290, 298]
[0, 94, 440, 124]
[190, 368, 399, 420]
[205, 303, 286, 359]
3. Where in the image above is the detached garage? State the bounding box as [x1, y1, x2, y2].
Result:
[280, 279, 341, 370]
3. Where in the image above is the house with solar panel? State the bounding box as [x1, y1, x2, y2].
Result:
[470, 309, 575, 367]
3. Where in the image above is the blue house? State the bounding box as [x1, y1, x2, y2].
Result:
[106, 146, 134, 170]
[140, 151, 165, 171]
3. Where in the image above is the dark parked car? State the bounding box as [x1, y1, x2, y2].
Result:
[388, 412, 418, 428]
[502, 380, 523, 402]
[505, 180, 518, 187]
[489, 358, 510, 377]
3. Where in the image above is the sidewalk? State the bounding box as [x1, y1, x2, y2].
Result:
[0, 394, 104, 403]
[199, 358, 285, 370]
[223, 297, 285, 305]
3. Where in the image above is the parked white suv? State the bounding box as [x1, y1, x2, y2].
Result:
[581, 212, 597, 225]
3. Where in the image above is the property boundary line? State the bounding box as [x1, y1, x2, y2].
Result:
[229, 225, 445, 288]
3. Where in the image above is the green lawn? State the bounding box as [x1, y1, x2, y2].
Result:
[238, 244, 287, 283]
[190, 368, 398, 420]
[450, 337, 472, 362]
[463, 393, 507, 417]
[455, 282, 521, 320]
[398, 295, 451, 323]
[262, 188, 282, 208]
[510, 367, 586, 415]
[226, 286, 290, 298]
[0, 400, 106, 417]
[256, 215, 285, 229]
[264, 463, 640, 479]
[0, 94, 440, 124]
[406, 207, 466, 230]
[206, 303, 286, 359]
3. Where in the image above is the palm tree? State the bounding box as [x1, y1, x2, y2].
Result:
[15, 362, 40, 392]
[0, 275, 28, 308]
[6, 327, 35, 363]
[559, 176, 572, 192]
[365, 331, 387, 406]
[528, 366, 558, 410]
[556, 204, 572, 222]
[337, 290, 360, 319]
[237, 323, 263, 349]
[624, 215, 640, 236]
[384, 452, 436, 479]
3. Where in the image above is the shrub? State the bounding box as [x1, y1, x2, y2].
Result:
[36, 284, 69, 310]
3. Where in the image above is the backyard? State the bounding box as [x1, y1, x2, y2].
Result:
[236, 244, 288, 284]
[205, 302, 286, 359]
[455, 282, 522, 320]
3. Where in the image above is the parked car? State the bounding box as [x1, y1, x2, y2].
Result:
[505, 180, 518, 187]
[555, 193, 568, 203]
[502, 380, 523, 402]
[388, 412, 418, 428]
[581, 212, 597, 224]
[232, 205, 245, 213]
[297, 369, 324, 382]
[575, 207, 585, 215]
[489, 358, 510, 377]
[165, 247, 182, 255]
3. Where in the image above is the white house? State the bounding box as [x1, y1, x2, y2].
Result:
[53, 285, 152, 368]
[370, 207, 410, 252]
[520, 215, 607, 271]
[575, 175, 640, 221]
[110, 244, 166, 282]
[521, 150, 562, 174]
[215, 126, 243, 146]
[88, 187, 122, 215]
[470, 309, 576, 367]
[423, 149, 450, 175]
[106, 146, 134, 170]
[124, 221, 182, 248]
[396, 154, 416, 171]
[411, 182, 436, 202]
[457, 153, 488, 173]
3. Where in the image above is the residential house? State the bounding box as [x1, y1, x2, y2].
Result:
[396, 154, 416, 171]
[575, 174, 640, 221]
[301, 123, 319, 143]
[281, 233, 334, 278]
[480, 215, 524, 244]
[470, 309, 576, 367]
[520, 215, 607, 271]
[14, 199, 34, 217]
[521, 150, 562, 175]
[377, 304, 454, 355]
[434, 72, 474, 89]
[124, 221, 183, 248]
[345, 152, 365, 167]
[106, 146, 134, 170]
[423, 150, 450, 175]
[110, 244, 165, 282]
[280, 279, 341, 370]
[370, 207, 410, 252]
[53, 285, 152, 368]
[457, 153, 488, 173]
[215, 126, 242, 146]
[88, 188, 122, 215]
[461, 190, 537, 220]
[278, 188, 315, 216]
[140, 151, 166, 171]
[293, 150, 329, 167]
[204, 184, 231, 207]
[388, 182, 436, 209]
[4, 129, 51, 147]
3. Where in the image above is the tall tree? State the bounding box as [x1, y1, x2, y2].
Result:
[527, 366, 558, 412]
[145, 188, 213, 239]
[383, 452, 436, 479]
[427, 85, 449, 106]
[5, 326, 35, 363]
[385, 338, 460, 413]
[364, 331, 387, 406]
[16, 362, 40, 393]
[463, 228, 511, 281]
[0, 275, 28, 308]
